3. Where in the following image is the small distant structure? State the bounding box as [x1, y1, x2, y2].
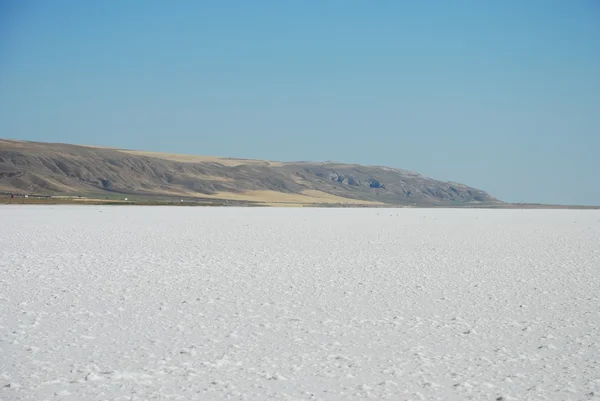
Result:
[124, 197, 128, 201]
[6, 193, 50, 199]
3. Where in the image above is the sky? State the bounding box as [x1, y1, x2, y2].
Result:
[0, 1, 599, 205]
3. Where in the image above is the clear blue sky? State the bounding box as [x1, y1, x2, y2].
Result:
[1, 1, 599, 205]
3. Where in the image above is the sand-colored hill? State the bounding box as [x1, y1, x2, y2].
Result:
[0, 139, 499, 206]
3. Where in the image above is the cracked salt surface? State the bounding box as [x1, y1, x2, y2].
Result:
[1, 206, 599, 401]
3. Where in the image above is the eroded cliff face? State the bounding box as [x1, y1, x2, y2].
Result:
[0, 139, 499, 205]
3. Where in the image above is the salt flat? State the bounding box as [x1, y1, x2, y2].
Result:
[0, 206, 599, 401]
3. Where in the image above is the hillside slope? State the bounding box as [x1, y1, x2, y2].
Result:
[0, 139, 500, 206]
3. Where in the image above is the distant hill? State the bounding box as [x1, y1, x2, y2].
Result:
[0, 139, 500, 206]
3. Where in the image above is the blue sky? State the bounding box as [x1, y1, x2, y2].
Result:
[1, 1, 599, 205]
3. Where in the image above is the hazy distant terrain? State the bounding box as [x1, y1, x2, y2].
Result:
[1, 206, 598, 400]
[0, 139, 498, 206]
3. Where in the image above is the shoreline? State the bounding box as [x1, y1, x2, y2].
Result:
[1, 197, 598, 209]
